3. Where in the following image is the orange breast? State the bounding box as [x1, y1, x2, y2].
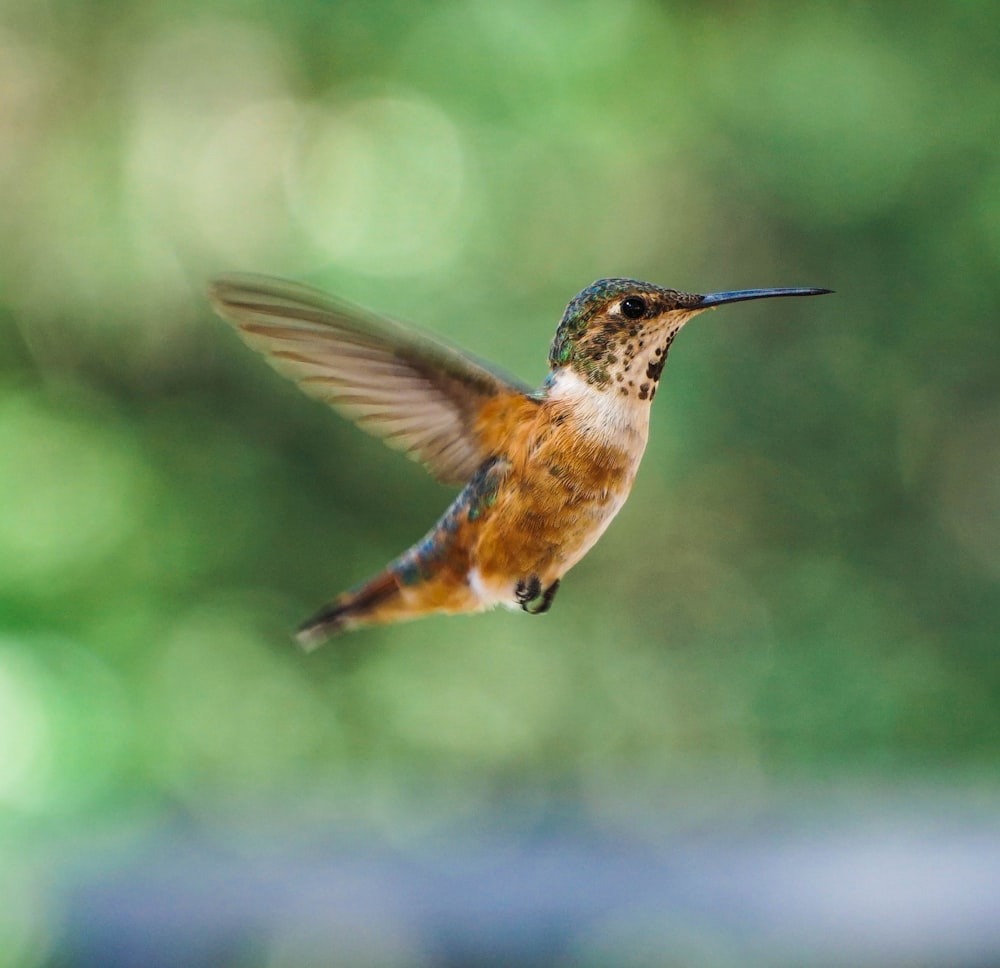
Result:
[470, 394, 640, 592]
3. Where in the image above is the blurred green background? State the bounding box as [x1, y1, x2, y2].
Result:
[1, 0, 999, 963]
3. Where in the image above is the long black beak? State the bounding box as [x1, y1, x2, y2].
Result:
[698, 287, 832, 308]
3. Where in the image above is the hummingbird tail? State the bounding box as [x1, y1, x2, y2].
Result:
[295, 569, 403, 650]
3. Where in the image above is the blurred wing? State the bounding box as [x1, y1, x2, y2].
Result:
[209, 274, 533, 485]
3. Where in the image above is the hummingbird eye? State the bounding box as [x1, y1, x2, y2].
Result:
[620, 296, 647, 320]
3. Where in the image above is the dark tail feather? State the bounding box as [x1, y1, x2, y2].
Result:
[294, 569, 402, 650]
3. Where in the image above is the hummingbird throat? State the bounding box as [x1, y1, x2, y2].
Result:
[552, 318, 685, 402]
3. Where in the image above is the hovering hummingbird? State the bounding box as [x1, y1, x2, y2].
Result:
[210, 275, 830, 646]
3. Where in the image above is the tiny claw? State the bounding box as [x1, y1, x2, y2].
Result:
[515, 575, 543, 609]
[526, 579, 560, 615]
[515, 576, 560, 614]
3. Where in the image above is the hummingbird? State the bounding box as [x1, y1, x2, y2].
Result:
[209, 275, 830, 647]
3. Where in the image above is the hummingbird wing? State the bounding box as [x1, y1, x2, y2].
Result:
[209, 274, 534, 485]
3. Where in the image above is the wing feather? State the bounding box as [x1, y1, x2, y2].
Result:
[209, 274, 534, 485]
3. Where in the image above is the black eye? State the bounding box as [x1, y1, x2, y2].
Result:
[620, 296, 647, 320]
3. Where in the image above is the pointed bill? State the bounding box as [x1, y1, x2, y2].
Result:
[697, 287, 833, 308]
[209, 274, 533, 486]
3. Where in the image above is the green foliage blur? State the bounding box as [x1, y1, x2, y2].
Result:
[1, 0, 999, 961]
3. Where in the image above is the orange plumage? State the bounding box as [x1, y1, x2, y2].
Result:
[210, 274, 829, 644]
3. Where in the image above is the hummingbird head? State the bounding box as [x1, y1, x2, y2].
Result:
[548, 278, 831, 399]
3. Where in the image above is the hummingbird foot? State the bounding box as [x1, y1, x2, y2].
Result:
[514, 576, 561, 615]
[515, 575, 541, 609]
